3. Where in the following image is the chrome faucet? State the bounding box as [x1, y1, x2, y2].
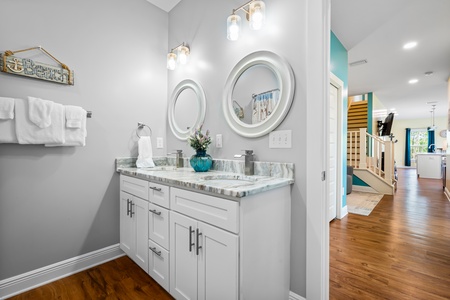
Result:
[234, 150, 254, 175]
[168, 150, 183, 168]
[428, 144, 436, 152]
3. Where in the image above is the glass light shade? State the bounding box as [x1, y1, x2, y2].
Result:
[249, 0, 265, 30]
[178, 46, 190, 64]
[227, 14, 241, 41]
[167, 52, 177, 70]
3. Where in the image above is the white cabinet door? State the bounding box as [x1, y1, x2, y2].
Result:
[197, 222, 238, 300]
[170, 211, 198, 300]
[133, 196, 149, 272]
[120, 191, 134, 257]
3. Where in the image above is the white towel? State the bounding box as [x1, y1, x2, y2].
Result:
[28, 96, 54, 128]
[15, 98, 65, 144]
[45, 109, 87, 147]
[65, 105, 83, 128]
[0, 97, 15, 119]
[136, 136, 155, 168]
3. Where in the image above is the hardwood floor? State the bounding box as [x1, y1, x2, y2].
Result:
[330, 168, 450, 299]
[8, 256, 174, 300]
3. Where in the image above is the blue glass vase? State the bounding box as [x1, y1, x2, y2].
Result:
[190, 150, 212, 172]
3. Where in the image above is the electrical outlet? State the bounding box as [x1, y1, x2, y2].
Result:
[269, 130, 292, 148]
[215, 134, 223, 148]
[156, 137, 163, 149]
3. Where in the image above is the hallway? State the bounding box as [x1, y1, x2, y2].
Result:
[330, 168, 450, 299]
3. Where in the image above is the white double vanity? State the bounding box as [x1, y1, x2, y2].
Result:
[116, 158, 294, 300]
[117, 50, 296, 299]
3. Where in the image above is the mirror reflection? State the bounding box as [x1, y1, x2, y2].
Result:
[168, 79, 206, 140]
[231, 65, 280, 125]
[174, 88, 198, 131]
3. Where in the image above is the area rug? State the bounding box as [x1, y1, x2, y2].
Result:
[347, 191, 384, 216]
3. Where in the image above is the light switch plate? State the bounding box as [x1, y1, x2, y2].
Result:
[215, 134, 223, 148]
[269, 130, 292, 148]
[156, 137, 163, 149]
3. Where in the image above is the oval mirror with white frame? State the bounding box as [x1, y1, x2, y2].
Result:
[223, 51, 295, 138]
[168, 79, 206, 140]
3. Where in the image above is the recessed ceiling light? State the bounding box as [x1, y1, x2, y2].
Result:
[403, 41, 417, 49]
[409, 79, 418, 84]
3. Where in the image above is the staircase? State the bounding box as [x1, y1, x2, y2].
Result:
[348, 128, 396, 195]
[347, 100, 368, 131]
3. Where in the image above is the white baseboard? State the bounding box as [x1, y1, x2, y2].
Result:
[289, 291, 306, 300]
[0, 244, 125, 299]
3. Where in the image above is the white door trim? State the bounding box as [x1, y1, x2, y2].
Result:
[330, 72, 344, 219]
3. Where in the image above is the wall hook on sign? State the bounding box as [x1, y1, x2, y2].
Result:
[0, 46, 74, 85]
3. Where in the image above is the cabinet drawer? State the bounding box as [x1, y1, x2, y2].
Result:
[149, 182, 170, 208]
[170, 188, 239, 233]
[149, 203, 170, 250]
[148, 240, 170, 292]
[120, 175, 149, 200]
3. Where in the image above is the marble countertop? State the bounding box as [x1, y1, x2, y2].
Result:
[116, 157, 294, 199]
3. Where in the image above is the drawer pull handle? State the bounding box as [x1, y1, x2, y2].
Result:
[149, 186, 162, 192]
[130, 202, 135, 217]
[189, 226, 195, 252]
[196, 228, 202, 256]
[149, 209, 161, 215]
[149, 247, 162, 256]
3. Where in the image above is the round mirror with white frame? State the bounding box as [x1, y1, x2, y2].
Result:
[223, 51, 295, 138]
[168, 79, 206, 140]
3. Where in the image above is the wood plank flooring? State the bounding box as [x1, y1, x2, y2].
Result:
[8, 255, 174, 300]
[330, 168, 450, 299]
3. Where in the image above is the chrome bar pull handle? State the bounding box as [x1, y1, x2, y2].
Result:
[130, 202, 135, 217]
[149, 186, 162, 192]
[149, 247, 162, 256]
[189, 226, 195, 252]
[149, 209, 161, 216]
[196, 228, 202, 256]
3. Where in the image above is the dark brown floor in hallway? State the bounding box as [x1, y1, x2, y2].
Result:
[330, 168, 450, 299]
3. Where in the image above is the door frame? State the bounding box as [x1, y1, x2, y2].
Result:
[330, 72, 345, 219]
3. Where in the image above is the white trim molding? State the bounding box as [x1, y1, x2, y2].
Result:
[0, 244, 124, 299]
[290, 291, 307, 300]
[352, 185, 378, 193]
[339, 205, 348, 219]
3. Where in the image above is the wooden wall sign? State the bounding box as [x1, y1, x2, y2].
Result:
[0, 47, 74, 85]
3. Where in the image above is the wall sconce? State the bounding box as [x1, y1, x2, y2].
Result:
[167, 42, 190, 70]
[227, 0, 266, 41]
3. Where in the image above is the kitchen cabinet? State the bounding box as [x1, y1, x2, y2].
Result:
[416, 153, 443, 179]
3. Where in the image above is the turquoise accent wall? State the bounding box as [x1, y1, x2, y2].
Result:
[330, 31, 348, 207]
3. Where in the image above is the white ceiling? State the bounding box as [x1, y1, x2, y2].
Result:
[146, 0, 181, 12]
[331, 0, 450, 120]
[147, 0, 450, 120]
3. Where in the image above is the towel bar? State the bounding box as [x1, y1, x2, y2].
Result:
[136, 122, 152, 138]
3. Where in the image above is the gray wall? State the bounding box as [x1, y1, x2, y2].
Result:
[0, 0, 168, 279]
[166, 0, 308, 295]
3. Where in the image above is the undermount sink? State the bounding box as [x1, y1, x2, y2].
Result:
[200, 174, 259, 186]
[145, 166, 177, 171]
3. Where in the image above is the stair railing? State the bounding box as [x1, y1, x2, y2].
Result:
[348, 128, 395, 185]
